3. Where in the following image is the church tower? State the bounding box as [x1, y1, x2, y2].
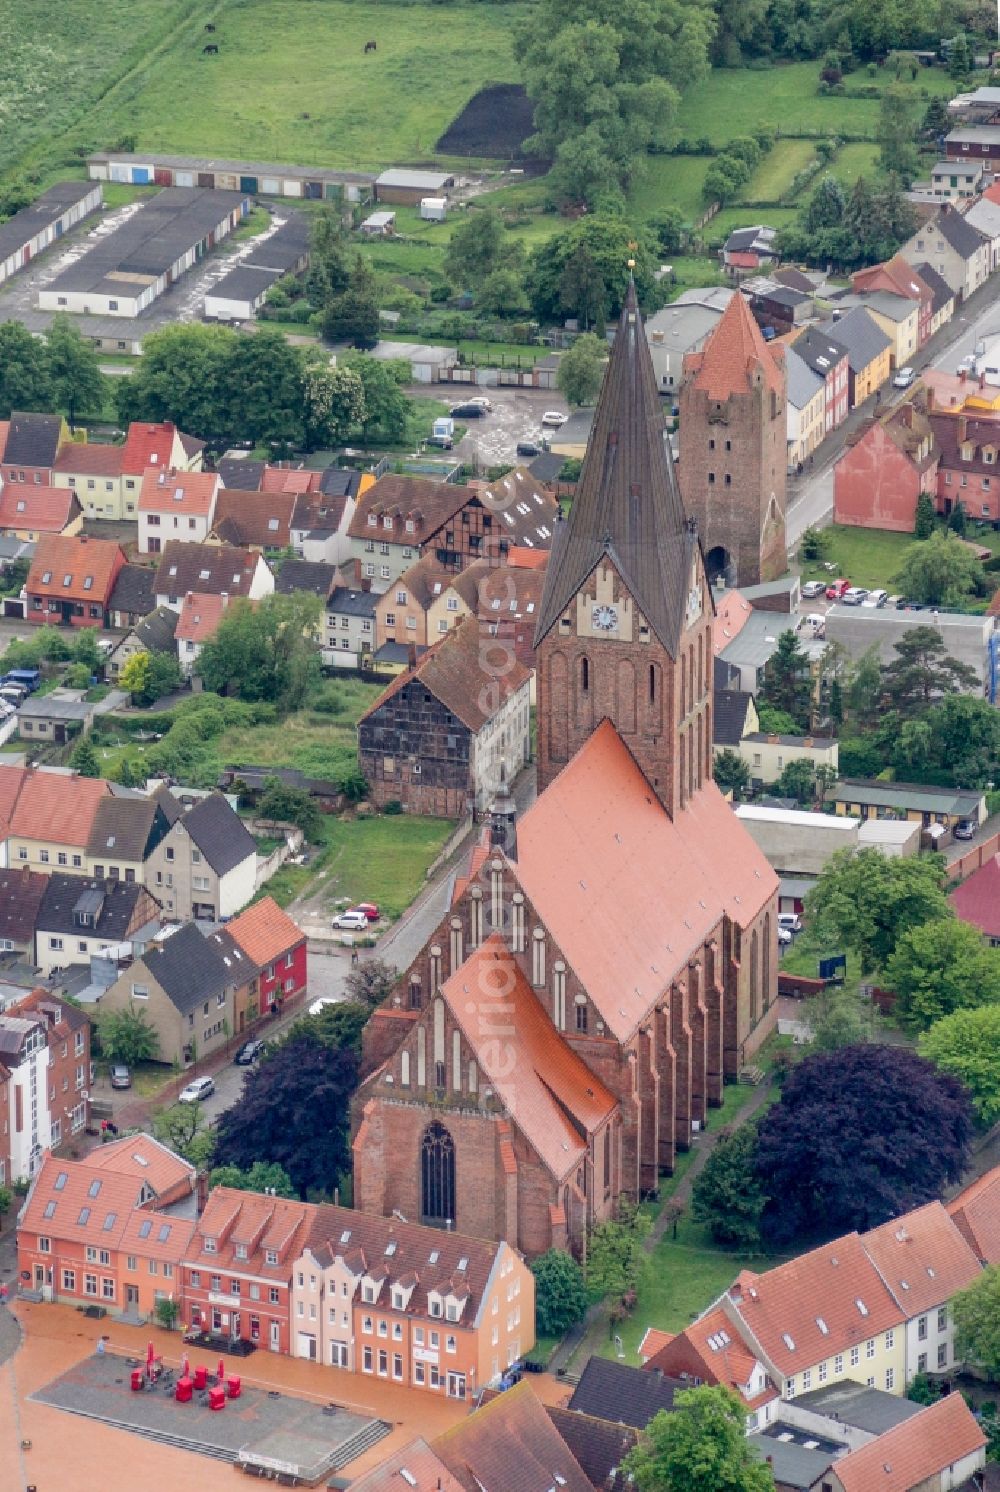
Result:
[678, 293, 787, 587]
[534, 281, 713, 820]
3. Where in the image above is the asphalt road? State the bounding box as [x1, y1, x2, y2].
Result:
[786, 274, 1000, 547]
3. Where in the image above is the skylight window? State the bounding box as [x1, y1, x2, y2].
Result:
[856, 1298, 869, 1316]
[340, 1230, 351, 1244]
[782, 1332, 795, 1351]
[54, 1172, 68, 1191]
[77, 1207, 90, 1225]
[158, 1224, 171, 1242]
[199, 570, 210, 580]
[816, 1317, 828, 1335]
[428, 1250, 439, 1264]
[103, 1212, 117, 1232]
[88, 1180, 102, 1198]
[62, 574, 72, 587]
[83, 576, 93, 590]
[138, 1219, 152, 1239]
[43, 1201, 56, 1219]
[41, 571, 52, 583]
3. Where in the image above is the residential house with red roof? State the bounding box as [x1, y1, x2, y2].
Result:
[17, 1140, 196, 1314]
[0, 484, 82, 541]
[25, 532, 126, 628]
[358, 612, 532, 817]
[446, 558, 548, 681]
[948, 1165, 1000, 1264]
[175, 591, 230, 675]
[355, 287, 780, 1259]
[226, 895, 307, 1019]
[861, 1201, 981, 1381]
[645, 1305, 779, 1430]
[722, 1235, 908, 1400]
[5, 764, 112, 873]
[138, 467, 220, 554]
[434, 1381, 594, 1492]
[819, 1392, 985, 1492]
[289, 1203, 532, 1395]
[0, 412, 68, 487]
[290, 472, 366, 563]
[852, 256, 934, 348]
[182, 1185, 312, 1353]
[51, 442, 127, 521]
[119, 420, 204, 521]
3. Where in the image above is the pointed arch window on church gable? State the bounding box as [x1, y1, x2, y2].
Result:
[763, 914, 772, 1010]
[580, 657, 590, 693]
[469, 890, 483, 950]
[421, 1122, 455, 1226]
[417, 1026, 426, 1087]
[401, 1051, 411, 1087]
[575, 994, 588, 1033]
[449, 918, 463, 972]
[434, 996, 446, 1065]
[452, 1030, 462, 1091]
[750, 930, 760, 1024]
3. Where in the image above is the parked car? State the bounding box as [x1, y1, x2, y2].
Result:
[778, 913, 802, 933]
[958, 353, 977, 373]
[841, 586, 868, 606]
[801, 613, 826, 636]
[778, 927, 793, 946]
[109, 1064, 131, 1090]
[234, 1038, 265, 1066]
[426, 433, 453, 449]
[467, 396, 493, 412]
[896, 598, 924, 611]
[332, 909, 369, 932]
[178, 1076, 215, 1103]
[892, 366, 915, 389]
[862, 589, 888, 608]
[516, 440, 541, 458]
[451, 402, 487, 418]
[825, 579, 850, 600]
[353, 902, 380, 922]
[801, 580, 826, 598]
[541, 410, 568, 427]
[954, 818, 977, 841]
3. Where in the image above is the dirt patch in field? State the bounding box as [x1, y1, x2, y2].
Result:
[436, 82, 539, 160]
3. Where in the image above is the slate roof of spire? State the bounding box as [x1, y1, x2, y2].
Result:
[684, 289, 784, 399]
[534, 280, 693, 655]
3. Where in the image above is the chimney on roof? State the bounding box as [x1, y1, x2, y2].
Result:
[196, 1170, 209, 1215]
[221, 592, 229, 609]
[959, 414, 969, 442]
[185, 590, 193, 603]
[960, 368, 968, 383]
[407, 642, 417, 669]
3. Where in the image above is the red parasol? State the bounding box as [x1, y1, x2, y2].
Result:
[217, 1358, 225, 1384]
[182, 1353, 190, 1379]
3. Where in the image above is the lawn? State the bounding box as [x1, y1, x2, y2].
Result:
[0, 0, 193, 175]
[743, 139, 816, 202]
[673, 61, 951, 148]
[828, 141, 883, 189]
[259, 811, 454, 917]
[799, 524, 920, 591]
[705, 205, 800, 242]
[65, 0, 525, 173]
[629, 155, 711, 221]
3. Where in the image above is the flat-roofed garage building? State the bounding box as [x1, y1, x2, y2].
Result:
[86, 151, 374, 205]
[204, 212, 310, 322]
[0, 181, 103, 288]
[38, 187, 250, 318]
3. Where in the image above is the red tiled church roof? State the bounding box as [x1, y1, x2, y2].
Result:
[685, 291, 784, 399]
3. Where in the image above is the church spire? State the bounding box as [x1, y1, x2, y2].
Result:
[533, 278, 694, 656]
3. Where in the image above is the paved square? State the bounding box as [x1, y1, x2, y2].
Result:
[31, 1350, 389, 1482]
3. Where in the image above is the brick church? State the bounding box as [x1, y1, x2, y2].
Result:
[353, 284, 779, 1260]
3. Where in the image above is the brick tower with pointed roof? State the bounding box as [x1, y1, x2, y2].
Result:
[678, 292, 787, 586]
[534, 281, 713, 818]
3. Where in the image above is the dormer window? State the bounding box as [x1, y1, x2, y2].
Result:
[428, 1293, 443, 1318]
[405, 519, 415, 533]
[362, 1280, 377, 1303]
[203, 1237, 216, 1253]
[265, 1249, 278, 1266]
[368, 512, 378, 526]
[445, 1300, 460, 1322]
[383, 516, 392, 529]
[234, 1244, 248, 1260]
[391, 1287, 405, 1310]
[961, 442, 974, 462]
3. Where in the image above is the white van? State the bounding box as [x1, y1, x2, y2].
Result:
[861, 589, 887, 608]
[801, 613, 826, 636]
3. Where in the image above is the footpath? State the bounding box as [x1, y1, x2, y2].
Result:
[548, 1078, 777, 1377]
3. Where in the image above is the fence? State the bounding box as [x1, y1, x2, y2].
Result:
[950, 830, 1000, 883]
[253, 827, 304, 891]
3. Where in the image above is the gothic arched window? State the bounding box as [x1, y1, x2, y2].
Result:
[421, 1121, 455, 1225]
[762, 914, 771, 1009]
[750, 929, 759, 1024]
[580, 656, 590, 692]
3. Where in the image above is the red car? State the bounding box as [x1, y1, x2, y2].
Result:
[825, 578, 850, 601]
[353, 903, 380, 923]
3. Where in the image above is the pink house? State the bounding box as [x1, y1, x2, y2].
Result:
[834, 401, 939, 532]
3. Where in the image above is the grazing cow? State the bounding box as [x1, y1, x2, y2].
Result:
[203, 43, 218, 54]
[364, 39, 377, 52]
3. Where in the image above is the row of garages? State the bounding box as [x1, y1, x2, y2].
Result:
[0, 182, 102, 289]
[86, 152, 456, 206]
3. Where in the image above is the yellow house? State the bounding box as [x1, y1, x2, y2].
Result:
[823, 307, 892, 407]
[51, 442, 128, 521]
[856, 293, 920, 372]
[721, 1233, 908, 1401]
[739, 732, 839, 786]
[5, 768, 112, 873]
[375, 555, 455, 651]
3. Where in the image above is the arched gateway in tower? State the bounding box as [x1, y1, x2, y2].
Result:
[352, 281, 780, 1260]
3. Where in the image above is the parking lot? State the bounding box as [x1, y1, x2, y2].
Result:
[444, 386, 569, 466]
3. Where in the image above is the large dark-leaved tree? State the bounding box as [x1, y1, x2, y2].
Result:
[196, 591, 321, 708]
[754, 1044, 972, 1246]
[213, 1031, 358, 1199]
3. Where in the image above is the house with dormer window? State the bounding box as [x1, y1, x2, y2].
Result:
[25, 533, 127, 628]
[289, 1204, 533, 1394]
[182, 1186, 312, 1353]
[138, 467, 220, 554]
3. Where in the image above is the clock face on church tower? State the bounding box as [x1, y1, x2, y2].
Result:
[592, 603, 619, 632]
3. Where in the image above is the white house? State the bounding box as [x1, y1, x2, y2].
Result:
[0, 1015, 51, 1181]
[138, 468, 220, 555]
